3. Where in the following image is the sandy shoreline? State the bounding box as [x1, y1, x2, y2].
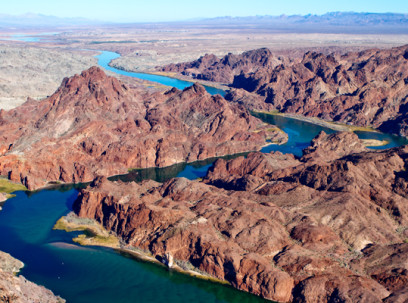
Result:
[254, 110, 380, 133]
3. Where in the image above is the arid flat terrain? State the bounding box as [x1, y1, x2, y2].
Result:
[108, 31, 408, 72]
[0, 45, 96, 109]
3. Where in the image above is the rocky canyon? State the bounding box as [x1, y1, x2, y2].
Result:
[160, 45, 408, 137]
[0, 67, 285, 190]
[1, 41, 408, 303]
[73, 131, 408, 302]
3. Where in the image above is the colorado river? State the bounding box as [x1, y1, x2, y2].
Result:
[0, 46, 407, 303]
[96, 50, 226, 96]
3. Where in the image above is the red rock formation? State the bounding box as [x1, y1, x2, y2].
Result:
[353, 244, 408, 293]
[73, 131, 408, 302]
[161, 45, 408, 137]
[158, 48, 285, 84]
[230, 45, 408, 137]
[301, 131, 367, 163]
[74, 177, 295, 302]
[0, 67, 286, 190]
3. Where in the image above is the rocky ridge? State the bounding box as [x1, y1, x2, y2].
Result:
[0, 251, 64, 303]
[161, 45, 408, 137]
[73, 131, 408, 302]
[0, 67, 286, 190]
[158, 48, 285, 84]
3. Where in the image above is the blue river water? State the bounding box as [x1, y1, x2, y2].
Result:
[254, 113, 408, 157]
[2, 33, 60, 42]
[9, 34, 40, 42]
[0, 44, 407, 303]
[96, 51, 226, 96]
[0, 188, 268, 303]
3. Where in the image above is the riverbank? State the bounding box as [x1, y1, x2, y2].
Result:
[53, 213, 230, 286]
[71, 133, 408, 302]
[12, 141, 283, 193]
[253, 110, 379, 133]
[0, 106, 397, 195]
[147, 71, 230, 92]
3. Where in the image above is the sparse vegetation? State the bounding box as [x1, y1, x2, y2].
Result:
[0, 178, 27, 201]
[0, 178, 27, 194]
[252, 110, 383, 134]
[73, 233, 119, 247]
[361, 139, 389, 147]
[53, 212, 120, 248]
[347, 124, 378, 132]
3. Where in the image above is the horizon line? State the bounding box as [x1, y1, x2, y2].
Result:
[0, 10, 407, 24]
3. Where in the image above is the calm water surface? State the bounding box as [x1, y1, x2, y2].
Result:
[3, 32, 60, 42]
[254, 113, 408, 157]
[96, 51, 226, 96]
[0, 181, 268, 303]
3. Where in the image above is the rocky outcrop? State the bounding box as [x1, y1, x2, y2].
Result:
[158, 48, 285, 84]
[0, 251, 64, 303]
[73, 131, 408, 302]
[161, 45, 408, 137]
[0, 67, 286, 190]
[301, 131, 367, 163]
[73, 176, 295, 302]
[231, 45, 408, 137]
[0, 251, 23, 274]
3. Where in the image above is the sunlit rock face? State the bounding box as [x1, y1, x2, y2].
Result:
[74, 132, 408, 302]
[0, 67, 285, 190]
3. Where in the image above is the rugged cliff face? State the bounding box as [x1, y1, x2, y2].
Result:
[160, 45, 408, 137]
[0, 67, 286, 190]
[0, 251, 64, 303]
[73, 131, 408, 302]
[230, 45, 408, 138]
[158, 48, 285, 84]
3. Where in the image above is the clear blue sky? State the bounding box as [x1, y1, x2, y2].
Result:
[3, 0, 408, 22]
